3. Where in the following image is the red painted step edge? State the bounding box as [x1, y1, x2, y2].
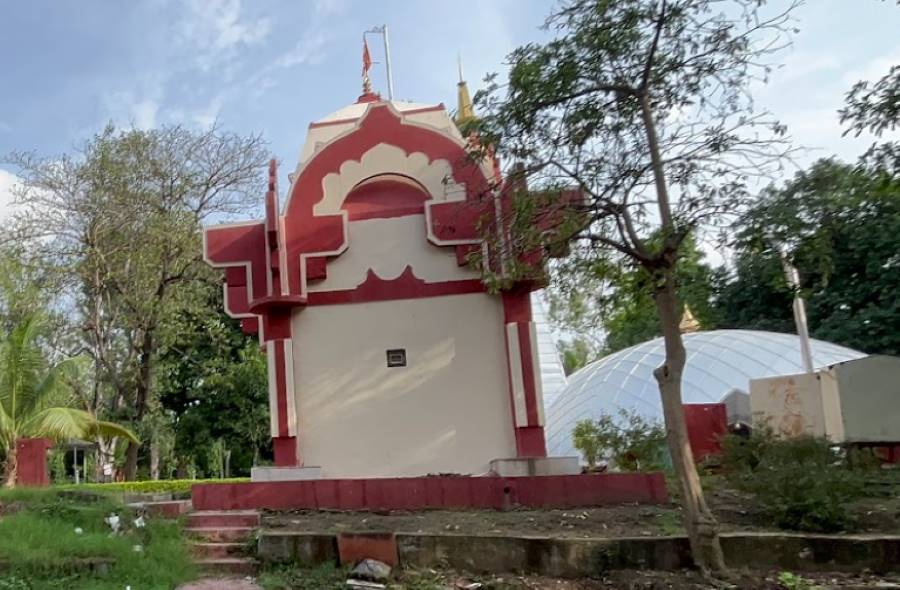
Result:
[186, 511, 261, 528]
[191, 473, 668, 512]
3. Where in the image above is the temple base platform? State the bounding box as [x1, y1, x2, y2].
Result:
[251, 466, 322, 482]
[489, 456, 580, 477]
[191, 472, 668, 511]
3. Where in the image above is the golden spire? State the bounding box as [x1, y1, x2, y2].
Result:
[455, 54, 475, 125]
[679, 304, 701, 334]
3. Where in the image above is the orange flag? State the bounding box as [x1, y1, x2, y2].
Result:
[362, 38, 372, 77]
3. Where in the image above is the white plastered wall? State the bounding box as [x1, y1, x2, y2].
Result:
[292, 293, 516, 477]
[308, 215, 479, 292]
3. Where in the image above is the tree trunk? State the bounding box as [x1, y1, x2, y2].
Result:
[149, 437, 160, 481]
[3, 444, 17, 488]
[653, 267, 726, 574]
[123, 330, 155, 480]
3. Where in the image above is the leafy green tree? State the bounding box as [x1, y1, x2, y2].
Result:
[158, 284, 270, 477]
[8, 124, 268, 479]
[0, 314, 136, 487]
[557, 337, 597, 376]
[551, 237, 719, 357]
[719, 159, 900, 355]
[473, 0, 796, 572]
[841, 45, 899, 191]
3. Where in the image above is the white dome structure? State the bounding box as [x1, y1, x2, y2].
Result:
[545, 329, 866, 458]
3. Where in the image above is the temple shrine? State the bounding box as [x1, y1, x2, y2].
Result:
[197, 46, 666, 511]
[203, 60, 581, 481]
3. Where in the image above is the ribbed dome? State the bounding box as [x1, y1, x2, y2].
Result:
[545, 330, 866, 458]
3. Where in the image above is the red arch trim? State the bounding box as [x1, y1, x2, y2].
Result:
[283, 103, 492, 295]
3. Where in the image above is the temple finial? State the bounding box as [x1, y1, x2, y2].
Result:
[455, 54, 475, 125]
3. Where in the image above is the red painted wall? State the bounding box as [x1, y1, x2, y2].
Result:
[192, 472, 668, 511]
[684, 404, 727, 461]
[16, 438, 52, 487]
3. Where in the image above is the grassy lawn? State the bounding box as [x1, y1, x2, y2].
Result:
[0, 488, 195, 589]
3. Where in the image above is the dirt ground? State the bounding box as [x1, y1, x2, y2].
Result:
[413, 570, 900, 589]
[255, 567, 900, 589]
[262, 484, 900, 538]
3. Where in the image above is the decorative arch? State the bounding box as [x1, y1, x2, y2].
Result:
[283, 102, 496, 296]
[341, 174, 431, 221]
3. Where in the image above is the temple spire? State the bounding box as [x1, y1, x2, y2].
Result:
[455, 54, 475, 125]
[679, 304, 701, 334]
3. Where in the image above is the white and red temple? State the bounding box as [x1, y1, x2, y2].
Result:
[203, 74, 572, 478]
[196, 56, 666, 509]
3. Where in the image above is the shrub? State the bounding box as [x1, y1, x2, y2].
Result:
[56, 477, 249, 495]
[722, 428, 866, 532]
[571, 410, 668, 472]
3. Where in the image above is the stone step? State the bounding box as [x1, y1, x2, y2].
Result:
[190, 542, 249, 560]
[186, 510, 260, 529]
[185, 527, 257, 543]
[129, 500, 192, 519]
[195, 557, 258, 577]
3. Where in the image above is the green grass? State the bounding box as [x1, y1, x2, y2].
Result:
[56, 477, 250, 495]
[0, 488, 196, 589]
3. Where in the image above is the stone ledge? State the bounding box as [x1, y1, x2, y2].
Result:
[256, 530, 900, 576]
[250, 466, 322, 482]
[489, 457, 581, 477]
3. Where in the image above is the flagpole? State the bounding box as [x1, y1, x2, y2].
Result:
[365, 26, 394, 101]
[382, 25, 394, 101]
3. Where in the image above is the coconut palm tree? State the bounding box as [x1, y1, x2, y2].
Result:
[0, 314, 137, 487]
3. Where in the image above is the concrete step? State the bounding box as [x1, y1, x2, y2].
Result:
[186, 510, 260, 529]
[190, 542, 249, 560]
[195, 557, 258, 576]
[185, 527, 257, 543]
[129, 500, 192, 518]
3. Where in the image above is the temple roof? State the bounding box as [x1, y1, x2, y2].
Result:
[315, 100, 440, 125]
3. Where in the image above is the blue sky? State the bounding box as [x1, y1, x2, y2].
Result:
[1, 0, 899, 217]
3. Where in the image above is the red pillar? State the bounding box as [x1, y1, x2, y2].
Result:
[501, 288, 547, 457]
[262, 311, 300, 467]
[16, 438, 53, 487]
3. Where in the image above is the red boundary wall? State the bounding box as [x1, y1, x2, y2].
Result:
[192, 473, 668, 511]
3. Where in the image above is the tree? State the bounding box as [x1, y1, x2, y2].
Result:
[0, 314, 136, 487]
[719, 159, 900, 355]
[7, 124, 269, 479]
[557, 337, 597, 375]
[551, 236, 719, 357]
[474, 0, 796, 573]
[158, 283, 270, 477]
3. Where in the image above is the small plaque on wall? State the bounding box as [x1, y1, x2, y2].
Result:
[386, 348, 407, 367]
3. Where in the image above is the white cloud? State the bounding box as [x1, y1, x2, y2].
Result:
[313, 0, 345, 17]
[101, 84, 163, 130]
[181, 0, 271, 71]
[131, 99, 160, 130]
[274, 33, 327, 69]
[841, 45, 900, 86]
[191, 96, 224, 128]
[0, 169, 21, 221]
